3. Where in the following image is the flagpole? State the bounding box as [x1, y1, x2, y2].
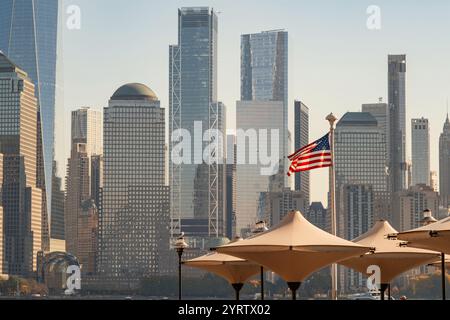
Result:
[326, 113, 338, 301]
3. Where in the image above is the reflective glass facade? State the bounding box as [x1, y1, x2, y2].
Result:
[241, 31, 289, 183]
[0, 0, 59, 213]
[388, 55, 407, 192]
[236, 100, 284, 237]
[169, 8, 226, 237]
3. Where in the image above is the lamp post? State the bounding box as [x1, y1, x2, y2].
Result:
[174, 233, 188, 300]
[326, 113, 338, 300]
[420, 209, 445, 301]
[253, 221, 269, 300]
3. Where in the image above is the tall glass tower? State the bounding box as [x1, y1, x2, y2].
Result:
[241, 30, 289, 185]
[169, 7, 226, 239]
[0, 0, 59, 219]
[388, 55, 407, 192]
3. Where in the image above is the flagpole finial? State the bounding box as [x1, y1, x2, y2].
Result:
[326, 113, 338, 128]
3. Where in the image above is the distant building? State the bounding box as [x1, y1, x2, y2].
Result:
[258, 188, 308, 228]
[0, 0, 59, 224]
[388, 55, 408, 193]
[169, 8, 227, 241]
[236, 100, 284, 237]
[0, 53, 44, 276]
[362, 101, 389, 166]
[97, 83, 170, 283]
[439, 115, 450, 207]
[307, 202, 330, 232]
[226, 135, 236, 238]
[0, 154, 3, 276]
[71, 108, 103, 158]
[341, 185, 374, 241]
[51, 161, 65, 241]
[294, 101, 310, 204]
[411, 118, 430, 186]
[241, 30, 289, 186]
[430, 171, 438, 192]
[335, 112, 390, 238]
[393, 184, 439, 231]
[65, 108, 103, 272]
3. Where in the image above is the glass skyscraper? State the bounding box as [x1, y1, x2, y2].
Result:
[388, 54, 407, 193]
[0, 0, 59, 218]
[169, 7, 226, 239]
[241, 30, 289, 184]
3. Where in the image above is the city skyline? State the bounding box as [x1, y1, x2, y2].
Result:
[1, 1, 450, 301]
[59, 0, 450, 205]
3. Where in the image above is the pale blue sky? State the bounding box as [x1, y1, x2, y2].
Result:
[57, 0, 450, 204]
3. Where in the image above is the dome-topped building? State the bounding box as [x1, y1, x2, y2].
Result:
[111, 83, 158, 101]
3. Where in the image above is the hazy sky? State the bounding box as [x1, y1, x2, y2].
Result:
[57, 0, 450, 204]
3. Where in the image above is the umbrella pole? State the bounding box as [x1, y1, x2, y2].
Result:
[232, 283, 244, 301]
[287, 282, 301, 301]
[380, 284, 388, 301]
[260, 266, 265, 300]
[442, 252, 446, 301]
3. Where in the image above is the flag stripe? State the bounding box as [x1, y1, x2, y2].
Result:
[295, 163, 332, 172]
[287, 133, 332, 175]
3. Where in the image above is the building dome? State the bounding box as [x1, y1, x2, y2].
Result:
[111, 83, 158, 101]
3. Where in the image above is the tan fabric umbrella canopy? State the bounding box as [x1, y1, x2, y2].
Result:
[429, 255, 450, 267]
[216, 211, 372, 299]
[184, 251, 260, 285]
[396, 216, 450, 254]
[184, 238, 261, 300]
[339, 220, 440, 299]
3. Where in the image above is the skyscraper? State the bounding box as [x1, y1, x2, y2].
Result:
[241, 30, 289, 184]
[0, 53, 44, 276]
[0, 154, 3, 276]
[294, 101, 310, 203]
[0, 0, 59, 221]
[335, 112, 390, 237]
[97, 84, 170, 282]
[65, 108, 102, 262]
[71, 108, 103, 158]
[439, 115, 450, 207]
[388, 55, 408, 193]
[411, 118, 430, 186]
[169, 7, 226, 239]
[236, 100, 284, 237]
[393, 185, 439, 231]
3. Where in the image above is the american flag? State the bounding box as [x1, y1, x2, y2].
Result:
[287, 133, 332, 176]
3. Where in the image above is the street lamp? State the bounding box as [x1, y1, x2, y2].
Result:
[174, 233, 188, 300]
[420, 209, 445, 300]
[253, 221, 269, 300]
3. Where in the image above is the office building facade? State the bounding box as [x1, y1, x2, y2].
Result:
[294, 101, 310, 204]
[0, 0, 59, 222]
[0, 53, 44, 276]
[169, 7, 226, 240]
[236, 100, 284, 236]
[439, 115, 450, 207]
[411, 118, 430, 186]
[388, 55, 408, 193]
[335, 112, 390, 238]
[241, 30, 289, 185]
[97, 83, 170, 280]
